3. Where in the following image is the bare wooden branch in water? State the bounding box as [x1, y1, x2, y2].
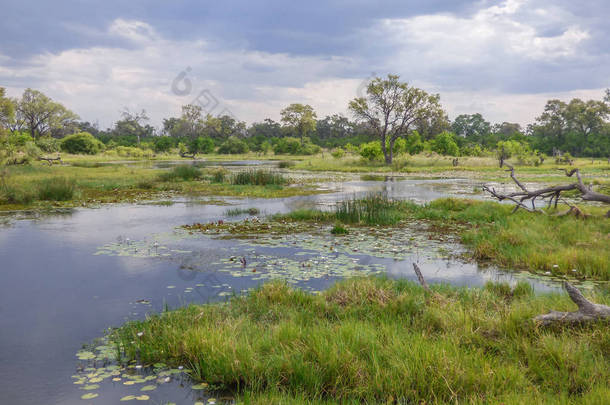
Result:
[483, 165, 610, 216]
[534, 282, 610, 326]
[38, 156, 62, 166]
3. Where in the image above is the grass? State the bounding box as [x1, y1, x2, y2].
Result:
[330, 223, 349, 235]
[273, 196, 610, 280]
[36, 177, 76, 201]
[225, 207, 261, 216]
[157, 165, 203, 181]
[113, 277, 610, 404]
[231, 169, 288, 186]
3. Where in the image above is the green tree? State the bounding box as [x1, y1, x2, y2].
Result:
[13, 89, 78, 138]
[431, 132, 459, 156]
[349, 74, 444, 164]
[451, 113, 490, 143]
[280, 104, 317, 145]
[0, 87, 15, 130]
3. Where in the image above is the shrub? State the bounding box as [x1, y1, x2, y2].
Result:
[36, 177, 76, 201]
[11, 133, 34, 147]
[60, 132, 104, 155]
[158, 165, 202, 181]
[278, 161, 295, 169]
[231, 169, 287, 186]
[36, 136, 61, 153]
[273, 137, 320, 155]
[114, 146, 154, 158]
[405, 131, 424, 155]
[359, 141, 383, 161]
[188, 137, 215, 154]
[330, 223, 349, 235]
[153, 136, 173, 153]
[218, 136, 249, 154]
[431, 132, 459, 156]
[209, 168, 229, 183]
[331, 148, 345, 158]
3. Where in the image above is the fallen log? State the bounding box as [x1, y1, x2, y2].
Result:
[179, 152, 197, 159]
[534, 282, 610, 326]
[483, 165, 610, 216]
[38, 156, 62, 166]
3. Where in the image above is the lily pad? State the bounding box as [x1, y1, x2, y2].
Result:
[81, 393, 99, 399]
[140, 385, 156, 391]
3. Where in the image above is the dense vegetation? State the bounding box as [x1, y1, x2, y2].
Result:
[114, 277, 610, 404]
[1, 83, 608, 166]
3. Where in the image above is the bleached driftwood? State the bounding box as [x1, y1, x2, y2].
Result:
[534, 282, 610, 326]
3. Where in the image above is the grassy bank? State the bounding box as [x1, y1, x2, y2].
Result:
[114, 277, 609, 404]
[0, 164, 318, 210]
[273, 196, 610, 281]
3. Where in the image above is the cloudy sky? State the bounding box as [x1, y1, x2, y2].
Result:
[0, 0, 608, 129]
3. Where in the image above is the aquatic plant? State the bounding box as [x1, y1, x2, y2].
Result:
[158, 165, 203, 182]
[225, 207, 260, 216]
[231, 169, 287, 186]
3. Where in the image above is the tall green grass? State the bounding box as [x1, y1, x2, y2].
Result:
[231, 169, 287, 186]
[114, 277, 610, 404]
[158, 165, 203, 181]
[335, 193, 405, 225]
[36, 177, 76, 201]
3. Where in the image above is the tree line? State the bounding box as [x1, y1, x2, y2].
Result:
[1, 77, 609, 164]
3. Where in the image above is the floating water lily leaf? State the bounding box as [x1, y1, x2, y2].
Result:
[123, 381, 136, 385]
[135, 395, 150, 400]
[191, 382, 209, 390]
[76, 351, 96, 360]
[81, 384, 100, 390]
[88, 377, 103, 383]
[120, 395, 136, 401]
[140, 385, 156, 391]
[81, 393, 99, 399]
[112, 377, 121, 382]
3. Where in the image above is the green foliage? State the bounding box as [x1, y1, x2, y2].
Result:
[330, 148, 345, 158]
[114, 277, 610, 404]
[153, 136, 173, 153]
[231, 169, 287, 186]
[273, 137, 320, 155]
[497, 140, 538, 165]
[188, 136, 214, 154]
[330, 223, 349, 235]
[36, 177, 76, 201]
[112, 146, 154, 158]
[12, 133, 34, 146]
[60, 132, 104, 155]
[431, 131, 459, 156]
[335, 194, 405, 225]
[158, 165, 202, 182]
[35, 136, 61, 153]
[218, 136, 249, 154]
[278, 161, 295, 169]
[225, 207, 261, 216]
[280, 103, 317, 143]
[209, 168, 229, 183]
[359, 141, 383, 161]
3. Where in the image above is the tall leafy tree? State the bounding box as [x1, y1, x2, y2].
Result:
[280, 104, 317, 145]
[0, 87, 15, 130]
[451, 113, 491, 143]
[13, 88, 78, 138]
[349, 74, 444, 164]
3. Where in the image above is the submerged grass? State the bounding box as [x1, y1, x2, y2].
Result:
[114, 277, 610, 404]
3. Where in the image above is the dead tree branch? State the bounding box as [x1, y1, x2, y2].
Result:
[38, 156, 62, 166]
[412, 263, 431, 292]
[483, 165, 610, 215]
[534, 282, 610, 326]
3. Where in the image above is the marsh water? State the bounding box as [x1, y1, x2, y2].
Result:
[0, 164, 564, 405]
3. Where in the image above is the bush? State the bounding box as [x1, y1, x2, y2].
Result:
[209, 168, 228, 183]
[158, 165, 202, 181]
[188, 137, 215, 154]
[359, 141, 383, 161]
[36, 136, 61, 153]
[431, 132, 459, 156]
[278, 161, 295, 169]
[273, 137, 320, 155]
[36, 177, 76, 201]
[218, 137, 249, 154]
[60, 132, 104, 155]
[153, 136, 173, 153]
[405, 131, 425, 155]
[11, 133, 34, 147]
[331, 148, 345, 158]
[114, 146, 154, 158]
[231, 169, 287, 186]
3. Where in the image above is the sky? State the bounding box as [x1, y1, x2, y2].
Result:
[0, 0, 608, 129]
